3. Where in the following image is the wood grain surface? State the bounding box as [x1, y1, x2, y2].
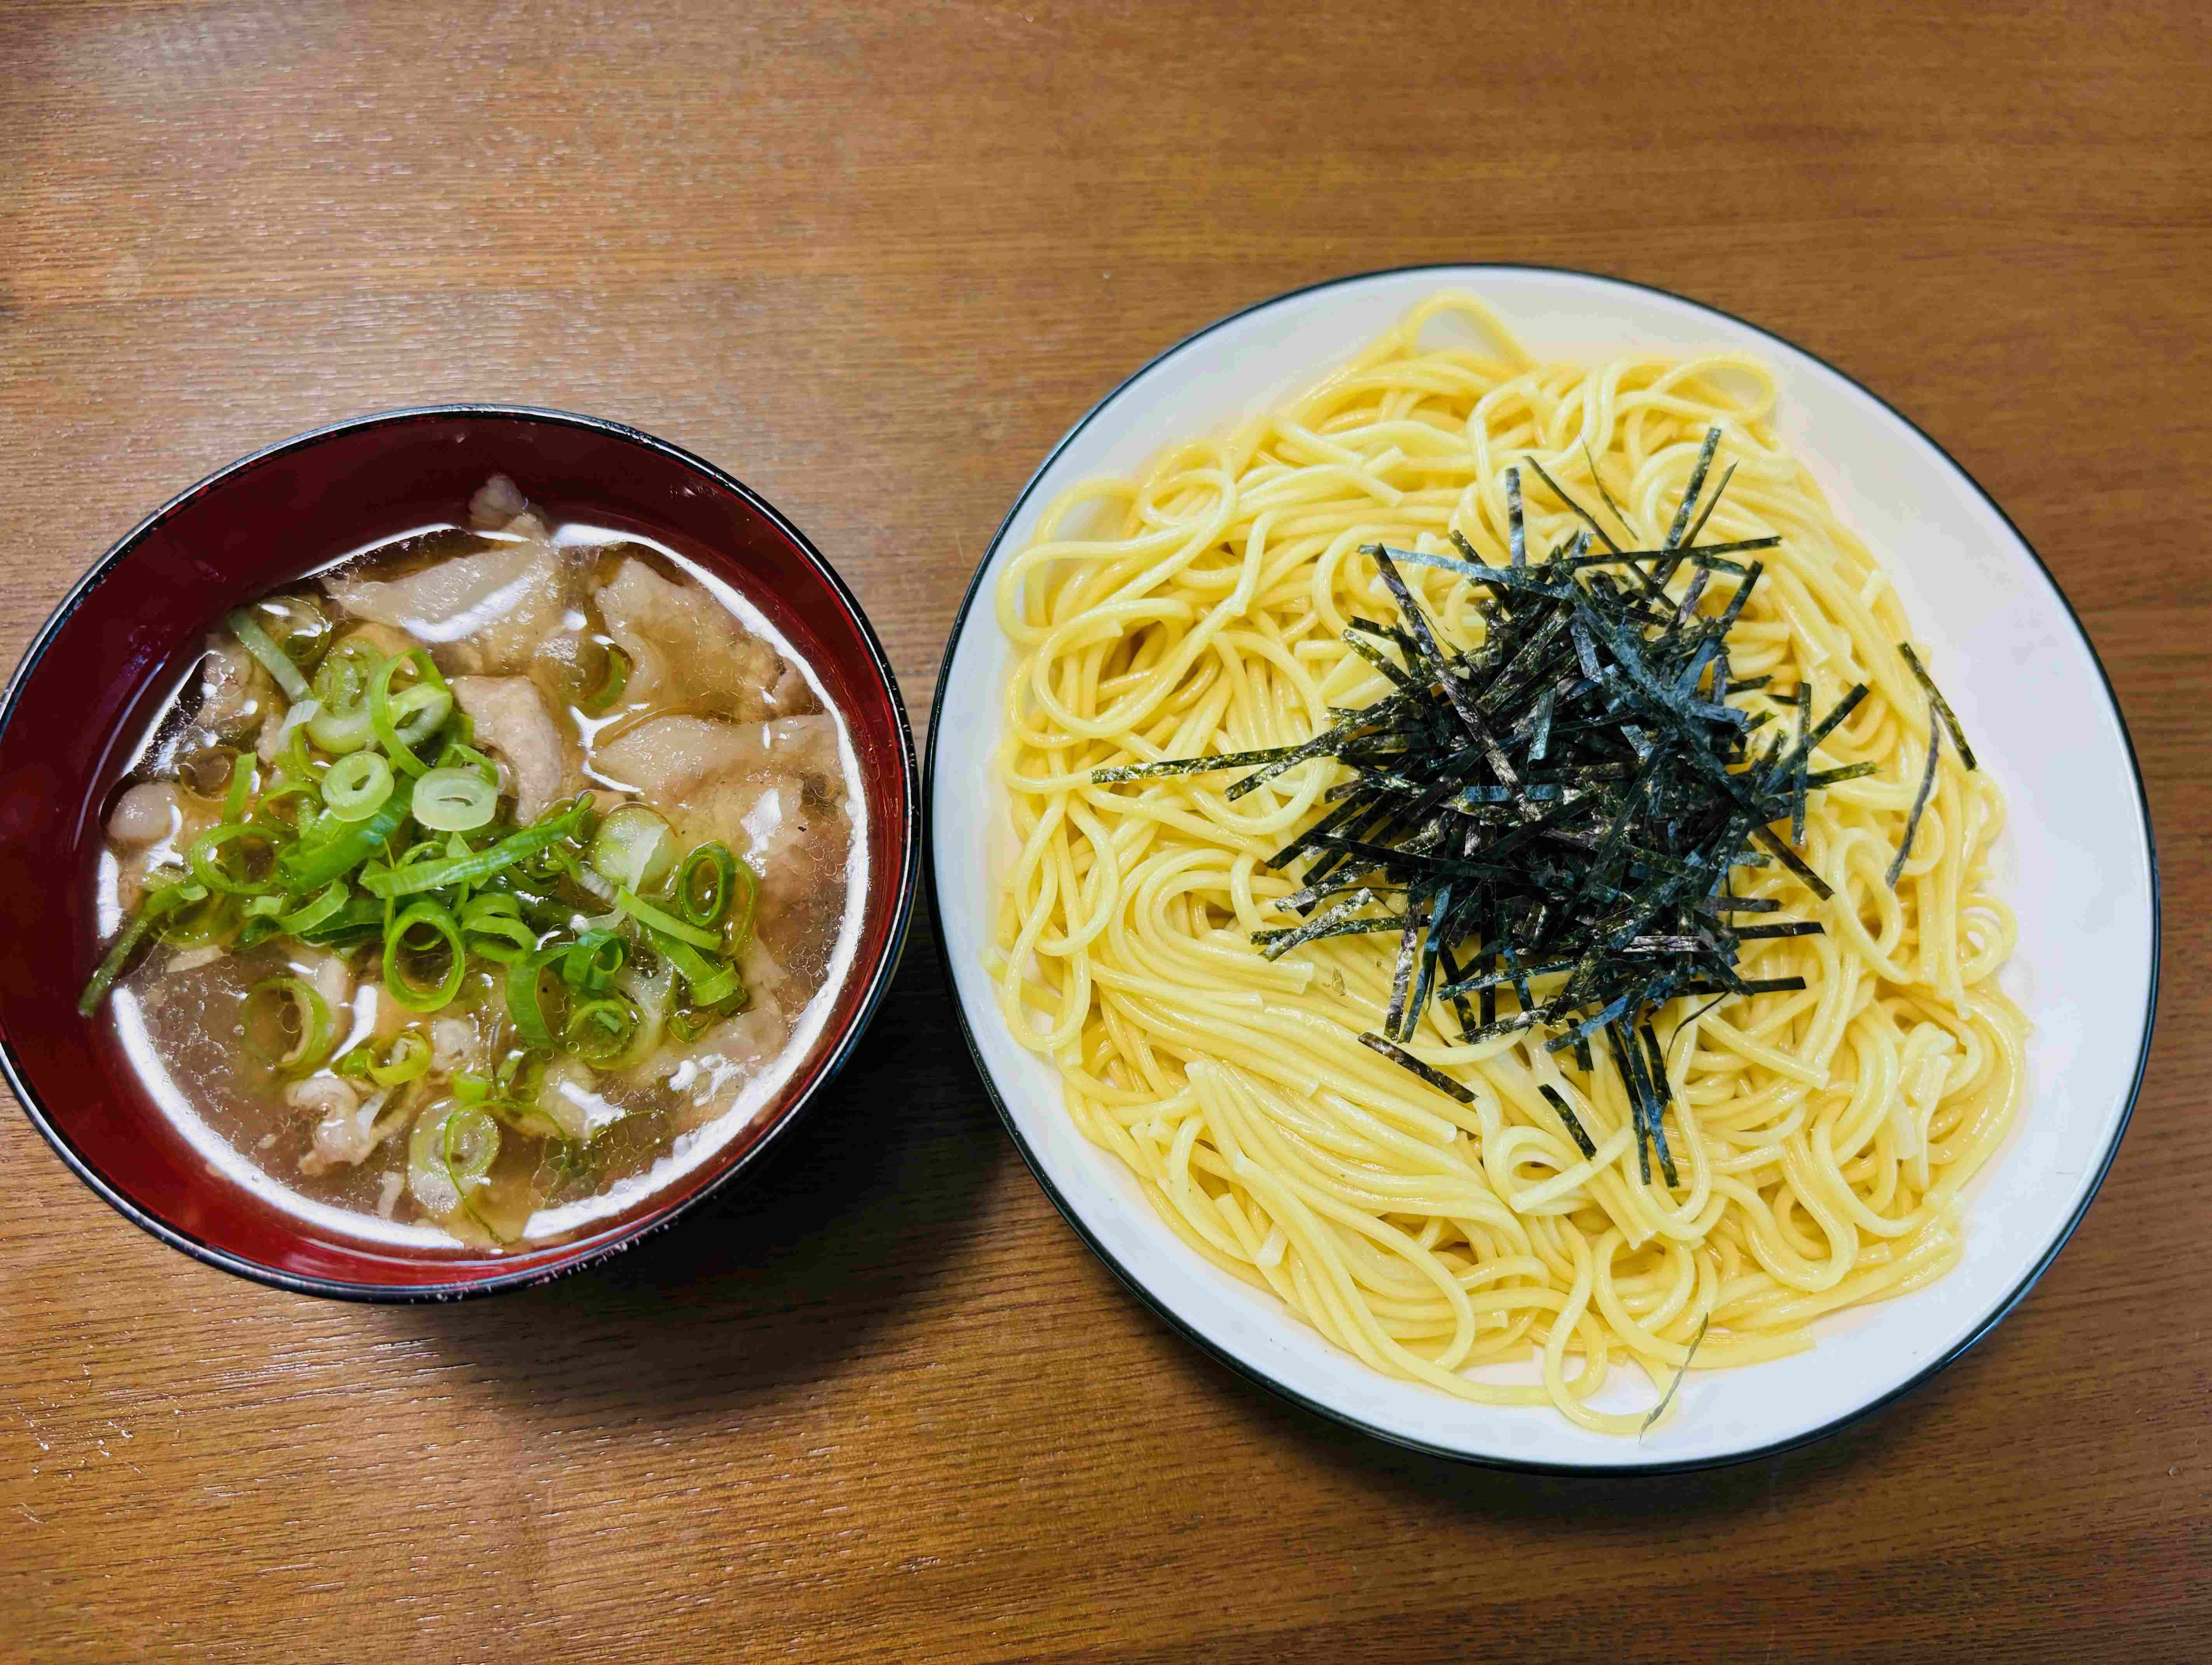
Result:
[3, 2, 2206, 1660]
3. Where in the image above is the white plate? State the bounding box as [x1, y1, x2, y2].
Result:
[926, 265, 2158, 1472]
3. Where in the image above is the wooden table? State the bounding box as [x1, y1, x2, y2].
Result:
[3, 3, 2205, 1658]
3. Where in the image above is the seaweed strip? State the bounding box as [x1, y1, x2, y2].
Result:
[1640, 1312, 1711, 1435]
[1505, 466, 1527, 569]
[1899, 642, 1977, 770]
[1522, 453, 1623, 554]
[1638, 1021, 1681, 1187]
[1790, 682, 1812, 843]
[1358, 1033, 1475, 1103]
[1537, 1083, 1599, 1159]
[1886, 718, 1942, 888]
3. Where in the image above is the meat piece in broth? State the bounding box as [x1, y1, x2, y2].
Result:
[450, 676, 576, 822]
[197, 636, 270, 737]
[590, 714, 849, 965]
[325, 536, 569, 673]
[594, 559, 816, 721]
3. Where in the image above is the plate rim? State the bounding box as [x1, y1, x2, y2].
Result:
[924, 262, 2162, 1476]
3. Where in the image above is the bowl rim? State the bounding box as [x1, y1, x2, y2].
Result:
[923, 263, 2163, 1476]
[1, 402, 924, 1303]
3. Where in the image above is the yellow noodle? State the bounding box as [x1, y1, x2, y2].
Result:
[990, 294, 2026, 1433]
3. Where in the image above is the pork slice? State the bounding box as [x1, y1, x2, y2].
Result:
[589, 714, 839, 802]
[593, 559, 816, 720]
[450, 676, 576, 823]
[325, 538, 567, 672]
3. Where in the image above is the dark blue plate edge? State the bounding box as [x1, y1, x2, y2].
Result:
[923, 262, 2163, 1478]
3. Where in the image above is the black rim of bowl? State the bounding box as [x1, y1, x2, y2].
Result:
[924, 262, 2163, 1477]
[0, 404, 923, 1304]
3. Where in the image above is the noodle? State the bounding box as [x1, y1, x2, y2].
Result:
[989, 294, 2025, 1433]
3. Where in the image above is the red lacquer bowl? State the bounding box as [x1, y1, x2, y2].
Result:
[0, 407, 920, 1299]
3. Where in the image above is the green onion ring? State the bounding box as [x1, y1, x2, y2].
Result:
[367, 1031, 433, 1086]
[242, 976, 337, 1077]
[412, 765, 500, 832]
[384, 898, 466, 1012]
[441, 1103, 501, 1185]
[561, 930, 627, 994]
[579, 642, 631, 714]
[370, 649, 452, 777]
[322, 751, 396, 821]
[674, 843, 738, 929]
[563, 996, 638, 1065]
[187, 823, 290, 897]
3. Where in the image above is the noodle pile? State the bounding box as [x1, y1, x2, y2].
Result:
[989, 294, 2024, 1432]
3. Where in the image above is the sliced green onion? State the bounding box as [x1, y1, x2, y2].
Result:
[588, 804, 676, 893]
[274, 880, 350, 936]
[649, 929, 741, 1008]
[262, 697, 324, 770]
[258, 595, 332, 672]
[452, 1072, 493, 1104]
[367, 1031, 432, 1086]
[323, 751, 396, 821]
[667, 1005, 720, 1044]
[460, 893, 539, 963]
[307, 636, 383, 753]
[614, 887, 720, 949]
[77, 884, 201, 1014]
[154, 883, 233, 948]
[178, 746, 243, 802]
[675, 843, 739, 928]
[384, 899, 466, 1012]
[370, 649, 452, 777]
[306, 704, 376, 755]
[333, 1046, 374, 1079]
[228, 609, 311, 703]
[187, 823, 289, 897]
[277, 798, 408, 890]
[294, 891, 385, 945]
[724, 853, 759, 949]
[255, 776, 321, 829]
[412, 766, 499, 832]
[360, 800, 588, 899]
[563, 996, 638, 1065]
[391, 683, 452, 747]
[579, 642, 631, 714]
[560, 930, 627, 994]
[222, 752, 256, 824]
[441, 1103, 500, 1184]
[504, 950, 563, 1049]
[242, 976, 337, 1077]
[313, 634, 384, 698]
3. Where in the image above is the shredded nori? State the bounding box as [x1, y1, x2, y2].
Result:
[1089, 432, 1933, 1187]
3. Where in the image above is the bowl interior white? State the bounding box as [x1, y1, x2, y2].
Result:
[929, 266, 2156, 1470]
